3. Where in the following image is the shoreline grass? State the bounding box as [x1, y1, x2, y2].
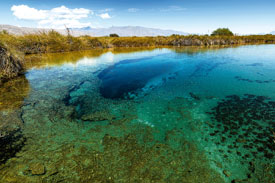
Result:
[1, 30, 275, 83]
[1, 30, 275, 55]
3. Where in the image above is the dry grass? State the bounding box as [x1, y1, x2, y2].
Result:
[0, 42, 23, 83]
[1, 30, 275, 55]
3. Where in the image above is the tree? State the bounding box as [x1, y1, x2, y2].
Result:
[109, 33, 119, 37]
[0, 30, 9, 34]
[211, 28, 233, 36]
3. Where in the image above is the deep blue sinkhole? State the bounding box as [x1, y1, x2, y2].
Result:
[98, 57, 179, 99]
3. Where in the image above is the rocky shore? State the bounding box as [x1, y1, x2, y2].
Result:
[0, 45, 23, 85]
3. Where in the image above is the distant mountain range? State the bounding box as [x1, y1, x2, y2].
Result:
[258, 31, 275, 35]
[72, 26, 189, 36]
[0, 24, 188, 37]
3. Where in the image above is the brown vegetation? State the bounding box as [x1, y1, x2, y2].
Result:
[0, 44, 23, 84]
[1, 30, 275, 55]
[1, 30, 275, 83]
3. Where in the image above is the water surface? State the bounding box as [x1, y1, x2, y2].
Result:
[0, 45, 275, 182]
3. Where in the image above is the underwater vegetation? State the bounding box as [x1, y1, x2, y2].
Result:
[235, 76, 275, 84]
[0, 75, 30, 111]
[0, 129, 26, 166]
[207, 94, 275, 182]
[209, 94, 275, 159]
[0, 76, 29, 166]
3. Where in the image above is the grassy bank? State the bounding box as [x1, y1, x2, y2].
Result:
[1, 30, 275, 54]
[1, 30, 275, 83]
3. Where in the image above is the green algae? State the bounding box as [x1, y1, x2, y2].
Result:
[0, 76, 30, 111]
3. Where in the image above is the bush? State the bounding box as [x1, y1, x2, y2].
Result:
[110, 34, 119, 37]
[211, 28, 234, 36]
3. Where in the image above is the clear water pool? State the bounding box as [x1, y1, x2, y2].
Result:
[0, 45, 274, 182]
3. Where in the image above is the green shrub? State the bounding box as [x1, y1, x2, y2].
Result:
[110, 34, 119, 37]
[211, 28, 234, 36]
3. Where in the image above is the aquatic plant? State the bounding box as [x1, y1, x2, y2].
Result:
[0, 129, 26, 165]
[272, 130, 275, 144]
[209, 94, 275, 159]
[0, 75, 30, 110]
[207, 94, 275, 182]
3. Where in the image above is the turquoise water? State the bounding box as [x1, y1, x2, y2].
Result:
[0, 45, 275, 182]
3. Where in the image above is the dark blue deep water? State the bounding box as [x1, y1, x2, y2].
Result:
[98, 56, 180, 99]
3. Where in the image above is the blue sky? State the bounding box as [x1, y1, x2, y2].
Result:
[1, 0, 275, 34]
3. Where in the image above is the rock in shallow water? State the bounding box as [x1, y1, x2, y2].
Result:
[29, 163, 45, 175]
[0, 127, 26, 165]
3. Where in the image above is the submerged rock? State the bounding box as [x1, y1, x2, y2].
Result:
[189, 92, 200, 100]
[0, 45, 23, 85]
[0, 128, 26, 165]
[29, 163, 46, 175]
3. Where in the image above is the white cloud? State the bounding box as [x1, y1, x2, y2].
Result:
[11, 5, 93, 29]
[128, 8, 139, 13]
[11, 5, 47, 20]
[98, 13, 111, 19]
[50, 6, 92, 19]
